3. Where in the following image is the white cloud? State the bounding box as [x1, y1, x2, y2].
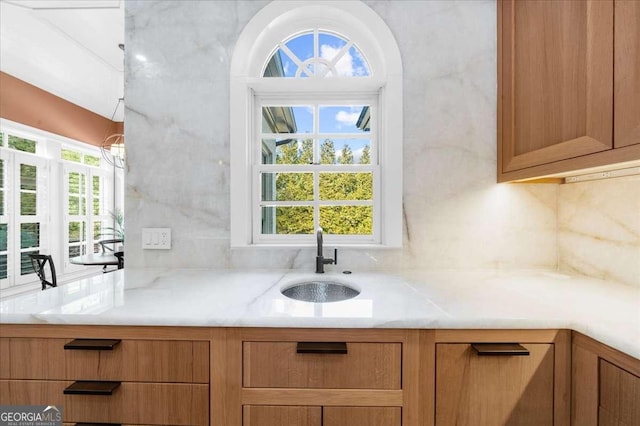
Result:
[335, 110, 360, 126]
[320, 44, 355, 77]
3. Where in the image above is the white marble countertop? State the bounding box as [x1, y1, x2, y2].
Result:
[1, 268, 638, 359]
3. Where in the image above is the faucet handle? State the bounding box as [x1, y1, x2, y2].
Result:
[333, 248, 338, 265]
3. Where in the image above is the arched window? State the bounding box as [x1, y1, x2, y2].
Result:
[230, 1, 402, 247]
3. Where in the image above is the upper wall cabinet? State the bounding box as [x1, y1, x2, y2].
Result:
[498, 0, 640, 182]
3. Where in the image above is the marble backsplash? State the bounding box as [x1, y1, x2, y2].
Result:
[124, 1, 636, 286]
[558, 176, 640, 287]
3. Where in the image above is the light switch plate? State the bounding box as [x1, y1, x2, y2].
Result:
[142, 228, 171, 250]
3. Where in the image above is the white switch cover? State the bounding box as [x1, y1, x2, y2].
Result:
[142, 228, 171, 250]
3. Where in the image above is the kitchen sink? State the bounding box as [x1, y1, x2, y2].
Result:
[281, 281, 360, 303]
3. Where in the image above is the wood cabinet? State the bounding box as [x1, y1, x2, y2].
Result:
[243, 405, 401, 426]
[572, 332, 640, 426]
[2, 325, 638, 426]
[433, 330, 571, 426]
[0, 327, 211, 426]
[231, 329, 420, 426]
[498, 0, 640, 182]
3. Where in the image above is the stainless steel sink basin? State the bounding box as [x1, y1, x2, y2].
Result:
[281, 281, 360, 303]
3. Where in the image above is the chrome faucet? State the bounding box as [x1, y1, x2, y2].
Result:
[316, 227, 337, 273]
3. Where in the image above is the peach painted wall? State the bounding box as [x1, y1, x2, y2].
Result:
[0, 72, 122, 146]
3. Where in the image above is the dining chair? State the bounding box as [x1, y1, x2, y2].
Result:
[98, 239, 124, 272]
[28, 254, 57, 291]
[114, 251, 124, 270]
[98, 239, 124, 253]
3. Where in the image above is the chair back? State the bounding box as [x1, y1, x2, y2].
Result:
[114, 251, 124, 270]
[28, 254, 57, 290]
[99, 239, 124, 253]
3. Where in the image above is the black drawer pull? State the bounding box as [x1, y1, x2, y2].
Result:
[471, 343, 530, 356]
[297, 342, 348, 354]
[64, 339, 121, 350]
[64, 381, 121, 395]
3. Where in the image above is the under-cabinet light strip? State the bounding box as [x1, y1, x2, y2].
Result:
[564, 167, 640, 183]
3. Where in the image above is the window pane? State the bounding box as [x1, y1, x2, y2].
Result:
[262, 106, 312, 134]
[0, 255, 6, 279]
[85, 154, 101, 166]
[262, 138, 313, 165]
[93, 176, 101, 215]
[261, 206, 314, 234]
[319, 172, 373, 201]
[20, 164, 37, 191]
[0, 159, 4, 216]
[261, 172, 313, 202]
[20, 223, 39, 249]
[68, 221, 86, 243]
[320, 139, 371, 165]
[68, 172, 85, 194]
[320, 206, 372, 235]
[69, 245, 83, 258]
[0, 224, 7, 251]
[319, 106, 370, 134]
[61, 149, 82, 162]
[0, 131, 3, 146]
[20, 192, 36, 215]
[68, 196, 79, 215]
[92, 176, 101, 196]
[8, 135, 37, 153]
[21, 251, 38, 275]
[264, 31, 370, 79]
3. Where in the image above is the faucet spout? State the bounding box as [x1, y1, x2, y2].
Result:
[316, 227, 324, 257]
[315, 227, 336, 273]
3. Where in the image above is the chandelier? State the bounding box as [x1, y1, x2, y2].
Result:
[101, 97, 125, 169]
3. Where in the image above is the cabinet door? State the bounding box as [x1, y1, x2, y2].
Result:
[435, 343, 554, 426]
[599, 360, 640, 425]
[500, 0, 613, 173]
[614, 0, 640, 148]
[243, 406, 321, 426]
[323, 407, 401, 426]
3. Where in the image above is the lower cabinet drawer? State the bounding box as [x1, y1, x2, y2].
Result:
[243, 405, 401, 426]
[243, 341, 402, 389]
[0, 338, 209, 383]
[0, 380, 209, 425]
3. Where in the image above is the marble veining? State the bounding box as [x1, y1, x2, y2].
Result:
[123, 0, 637, 288]
[1, 269, 638, 360]
[558, 176, 640, 287]
[124, 0, 558, 271]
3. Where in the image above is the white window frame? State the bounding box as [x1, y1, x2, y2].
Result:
[0, 132, 49, 289]
[62, 163, 112, 274]
[0, 119, 120, 293]
[230, 0, 403, 247]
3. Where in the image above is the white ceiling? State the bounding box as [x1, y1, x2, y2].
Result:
[0, 0, 125, 121]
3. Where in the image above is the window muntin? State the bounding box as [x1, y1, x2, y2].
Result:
[230, 1, 403, 248]
[264, 30, 370, 79]
[1, 122, 119, 290]
[255, 95, 378, 243]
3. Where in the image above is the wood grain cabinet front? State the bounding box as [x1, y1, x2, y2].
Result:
[572, 332, 640, 426]
[243, 341, 401, 389]
[0, 380, 209, 425]
[599, 360, 640, 425]
[498, 0, 640, 182]
[435, 343, 555, 426]
[0, 336, 210, 425]
[0, 337, 209, 383]
[243, 405, 401, 426]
